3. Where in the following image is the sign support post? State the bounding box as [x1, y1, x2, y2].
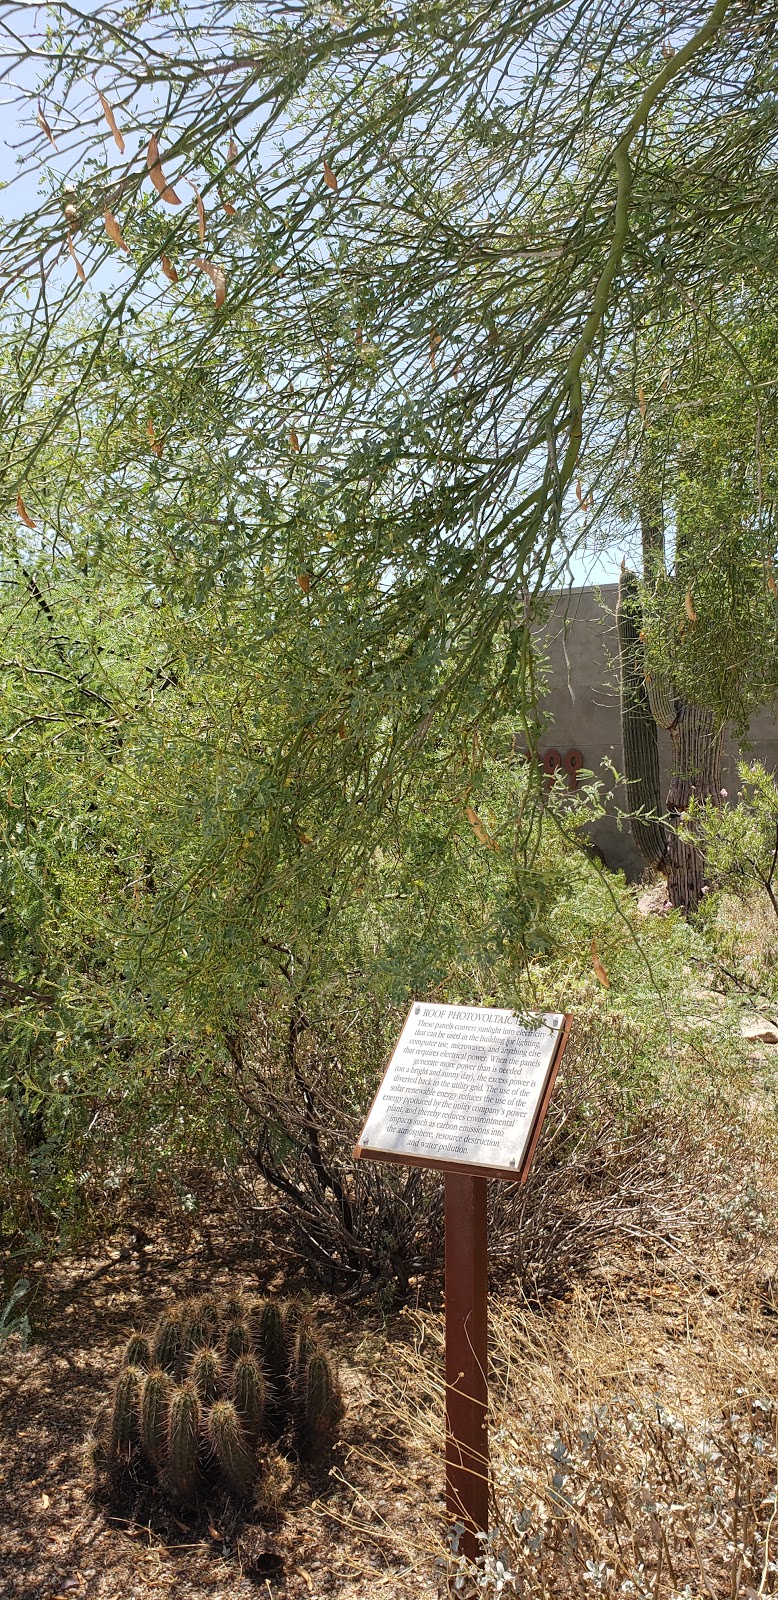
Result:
[354, 1004, 571, 1576]
[444, 1171, 488, 1561]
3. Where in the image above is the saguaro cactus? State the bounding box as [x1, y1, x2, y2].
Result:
[618, 565, 723, 912]
[617, 567, 668, 871]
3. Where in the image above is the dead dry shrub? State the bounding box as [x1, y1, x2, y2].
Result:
[226, 1002, 699, 1304]
[488, 1012, 700, 1299]
[227, 998, 445, 1301]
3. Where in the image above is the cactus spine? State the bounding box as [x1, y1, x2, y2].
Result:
[207, 1400, 258, 1495]
[141, 1368, 172, 1465]
[617, 567, 668, 871]
[167, 1381, 201, 1498]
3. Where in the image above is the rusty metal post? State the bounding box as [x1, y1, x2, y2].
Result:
[445, 1172, 489, 1563]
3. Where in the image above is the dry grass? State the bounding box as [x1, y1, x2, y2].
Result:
[705, 890, 778, 1012]
[330, 1093, 778, 1599]
[2, 1019, 777, 1600]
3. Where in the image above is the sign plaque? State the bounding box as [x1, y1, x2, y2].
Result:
[354, 1002, 569, 1180]
[355, 1001, 571, 1570]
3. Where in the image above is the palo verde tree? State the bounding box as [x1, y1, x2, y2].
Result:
[1, 0, 777, 933]
[1, 2, 775, 642]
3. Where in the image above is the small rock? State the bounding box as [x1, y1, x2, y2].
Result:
[741, 1016, 778, 1044]
[637, 882, 672, 917]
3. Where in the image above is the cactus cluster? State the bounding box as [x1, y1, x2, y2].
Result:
[98, 1290, 342, 1506]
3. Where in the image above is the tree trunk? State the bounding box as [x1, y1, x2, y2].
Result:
[664, 703, 723, 914]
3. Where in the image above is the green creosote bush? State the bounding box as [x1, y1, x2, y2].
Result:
[690, 760, 778, 919]
[93, 1290, 342, 1511]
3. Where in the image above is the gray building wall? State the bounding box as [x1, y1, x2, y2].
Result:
[526, 584, 778, 881]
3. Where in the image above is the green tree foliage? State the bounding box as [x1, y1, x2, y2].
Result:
[2, 0, 774, 675]
[636, 304, 778, 735]
[3, 0, 778, 1251]
[601, 296, 778, 906]
[693, 761, 778, 922]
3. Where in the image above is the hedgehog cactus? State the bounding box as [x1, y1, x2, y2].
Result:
[291, 1323, 316, 1383]
[282, 1298, 308, 1348]
[153, 1307, 185, 1374]
[110, 1364, 143, 1452]
[254, 1300, 287, 1384]
[296, 1350, 342, 1465]
[181, 1300, 212, 1360]
[297, 1351, 342, 1461]
[141, 1368, 172, 1466]
[93, 1286, 342, 1509]
[233, 1353, 266, 1437]
[167, 1381, 201, 1499]
[224, 1317, 251, 1361]
[124, 1331, 151, 1369]
[197, 1294, 221, 1332]
[223, 1291, 250, 1323]
[207, 1400, 258, 1495]
[190, 1345, 222, 1405]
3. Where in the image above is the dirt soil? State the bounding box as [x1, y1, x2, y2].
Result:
[3, 1122, 778, 1600]
[0, 1192, 444, 1600]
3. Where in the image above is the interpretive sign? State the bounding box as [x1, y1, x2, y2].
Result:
[355, 1000, 572, 1570]
[354, 1002, 569, 1181]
